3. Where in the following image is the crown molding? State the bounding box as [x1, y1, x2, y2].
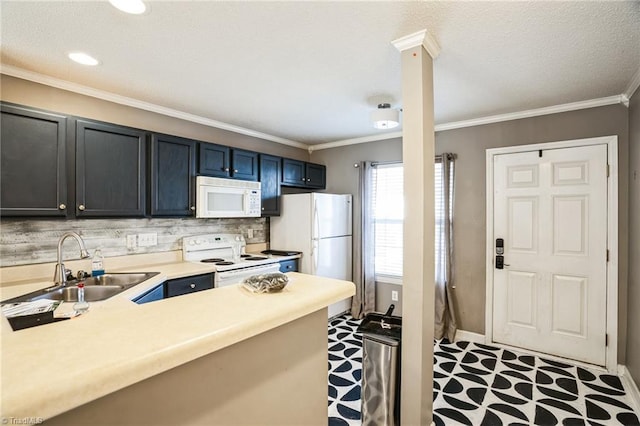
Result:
[435, 95, 627, 132]
[625, 67, 640, 100]
[309, 131, 403, 152]
[0, 65, 309, 150]
[392, 29, 440, 59]
[311, 95, 627, 150]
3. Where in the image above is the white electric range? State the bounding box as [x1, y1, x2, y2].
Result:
[182, 234, 281, 287]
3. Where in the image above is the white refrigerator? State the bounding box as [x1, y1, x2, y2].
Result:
[270, 193, 352, 318]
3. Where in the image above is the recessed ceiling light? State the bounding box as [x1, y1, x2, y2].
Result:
[68, 52, 100, 66]
[109, 0, 146, 15]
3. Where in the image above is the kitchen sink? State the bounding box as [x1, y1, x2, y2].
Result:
[29, 285, 126, 302]
[1, 272, 160, 304]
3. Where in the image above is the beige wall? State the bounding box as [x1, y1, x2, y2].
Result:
[47, 309, 328, 425]
[314, 104, 630, 363]
[627, 87, 640, 382]
[0, 75, 309, 161]
[311, 139, 403, 314]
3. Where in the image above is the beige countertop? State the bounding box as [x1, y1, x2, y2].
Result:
[0, 257, 352, 421]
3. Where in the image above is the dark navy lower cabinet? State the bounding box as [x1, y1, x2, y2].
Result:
[165, 273, 214, 298]
[133, 284, 165, 305]
[279, 259, 299, 273]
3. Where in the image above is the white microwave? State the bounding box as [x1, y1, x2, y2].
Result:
[196, 176, 261, 218]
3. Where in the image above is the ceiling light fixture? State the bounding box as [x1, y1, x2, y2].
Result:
[109, 0, 147, 15]
[68, 52, 100, 66]
[371, 103, 400, 129]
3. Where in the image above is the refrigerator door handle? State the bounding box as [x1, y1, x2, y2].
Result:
[313, 199, 320, 240]
[312, 239, 319, 274]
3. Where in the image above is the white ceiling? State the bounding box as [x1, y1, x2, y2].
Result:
[1, 1, 639, 146]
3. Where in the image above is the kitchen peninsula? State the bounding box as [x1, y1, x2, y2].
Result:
[0, 257, 354, 425]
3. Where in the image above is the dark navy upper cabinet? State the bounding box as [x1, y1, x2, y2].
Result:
[199, 143, 258, 181]
[199, 143, 230, 178]
[282, 159, 326, 189]
[150, 134, 196, 217]
[282, 158, 306, 186]
[305, 163, 326, 189]
[75, 120, 147, 217]
[259, 154, 281, 216]
[0, 103, 68, 217]
[231, 149, 259, 181]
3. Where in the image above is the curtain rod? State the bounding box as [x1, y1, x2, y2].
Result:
[354, 154, 457, 168]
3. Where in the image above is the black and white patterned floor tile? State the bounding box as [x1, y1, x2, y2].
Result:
[327, 314, 639, 426]
[328, 315, 363, 426]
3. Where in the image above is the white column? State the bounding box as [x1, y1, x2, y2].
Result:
[393, 29, 440, 426]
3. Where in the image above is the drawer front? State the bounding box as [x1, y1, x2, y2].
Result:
[279, 259, 299, 273]
[166, 273, 214, 298]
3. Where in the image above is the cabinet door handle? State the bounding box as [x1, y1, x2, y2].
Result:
[233, 169, 238, 173]
[190, 206, 196, 211]
[307, 178, 311, 182]
[78, 204, 85, 211]
[190, 283, 196, 289]
[224, 167, 230, 172]
[59, 204, 66, 210]
[261, 207, 265, 210]
[301, 178, 306, 181]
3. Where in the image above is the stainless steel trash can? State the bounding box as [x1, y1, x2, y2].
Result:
[358, 306, 402, 426]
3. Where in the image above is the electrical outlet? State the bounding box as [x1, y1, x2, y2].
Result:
[247, 229, 254, 239]
[138, 232, 157, 247]
[126, 234, 137, 249]
[391, 290, 399, 302]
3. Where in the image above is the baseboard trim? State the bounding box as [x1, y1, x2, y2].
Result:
[454, 329, 485, 344]
[619, 365, 640, 414]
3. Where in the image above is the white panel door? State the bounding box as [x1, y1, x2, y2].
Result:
[492, 144, 608, 365]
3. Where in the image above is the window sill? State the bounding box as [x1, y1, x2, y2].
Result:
[375, 276, 403, 286]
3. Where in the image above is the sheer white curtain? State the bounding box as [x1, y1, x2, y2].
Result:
[434, 153, 457, 341]
[351, 161, 375, 319]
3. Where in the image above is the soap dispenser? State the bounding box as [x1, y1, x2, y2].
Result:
[91, 248, 105, 277]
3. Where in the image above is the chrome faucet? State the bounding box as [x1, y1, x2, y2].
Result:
[53, 232, 90, 286]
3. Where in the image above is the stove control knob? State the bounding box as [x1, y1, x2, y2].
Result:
[195, 239, 202, 245]
[189, 240, 195, 245]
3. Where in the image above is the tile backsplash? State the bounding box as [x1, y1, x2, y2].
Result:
[0, 217, 268, 267]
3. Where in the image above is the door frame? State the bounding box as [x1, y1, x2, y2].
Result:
[485, 135, 618, 372]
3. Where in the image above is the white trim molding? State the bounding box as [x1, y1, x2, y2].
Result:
[309, 131, 402, 152]
[0, 64, 308, 150]
[625, 67, 640, 100]
[454, 329, 485, 344]
[620, 365, 640, 414]
[436, 95, 627, 132]
[311, 95, 628, 151]
[392, 29, 441, 59]
[3, 64, 634, 152]
[484, 136, 619, 373]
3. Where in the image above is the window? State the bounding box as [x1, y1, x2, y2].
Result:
[371, 159, 454, 282]
[371, 164, 403, 281]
